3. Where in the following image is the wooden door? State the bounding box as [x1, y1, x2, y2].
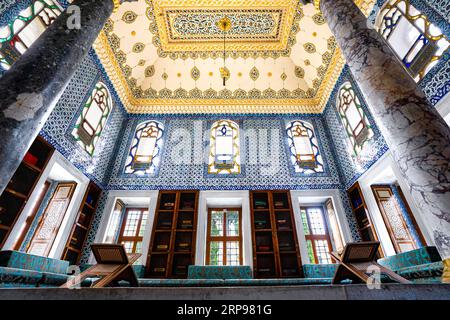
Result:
[371, 185, 417, 253]
[27, 182, 77, 257]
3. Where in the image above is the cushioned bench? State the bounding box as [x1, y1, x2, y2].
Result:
[377, 247, 443, 283]
[187, 265, 253, 279]
[0, 251, 92, 288]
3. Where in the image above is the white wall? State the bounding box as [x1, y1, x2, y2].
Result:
[196, 190, 252, 268]
[290, 189, 352, 264]
[92, 190, 159, 265]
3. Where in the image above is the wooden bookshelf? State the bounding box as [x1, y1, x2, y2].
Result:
[146, 190, 199, 278]
[250, 190, 303, 278]
[347, 182, 384, 258]
[61, 182, 102, 265]
[0, 136, 54, 248]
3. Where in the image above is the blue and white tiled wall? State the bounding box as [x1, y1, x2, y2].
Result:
[40, 51, 127, 188]
[107, 115, 342, 191]
[322, 66, 389, 189]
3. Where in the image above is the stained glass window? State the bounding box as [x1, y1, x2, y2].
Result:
[377, 0, 449, 81]
[300, 207, 333, 264]
[337, 82, 374, 155]
[0, 0, 62, 71]
[124, 120, 164, 175]
[117, 208, 148, 254]
[72, 81, 112, 155]
[286, 120, 324, 173]
[206, 209, 242, 266]
[208, 120, 240, 174]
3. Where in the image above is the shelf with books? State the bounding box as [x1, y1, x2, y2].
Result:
[250, 190, 303, 278]
[146, 190, 198, 278]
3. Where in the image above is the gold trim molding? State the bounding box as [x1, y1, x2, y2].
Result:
[443, 258, 450, 283]
[94, 30, 345, 114]
[153, 0, 299, 53]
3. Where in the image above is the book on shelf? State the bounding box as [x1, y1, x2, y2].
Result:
[181, 200, 194, 210]
[23, 152, 38, 166]
[163, 202, 175, 208]
[158, 221, 172, 228]
[255, 221, 267, 228]
[254, 200, 267, 208]
[156, 244, 168, 250]
[177, 243, 190, 250]
[180, 220, 193, 228]
[274, 201, 285, 208]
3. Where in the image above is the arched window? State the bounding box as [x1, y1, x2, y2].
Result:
[72, 81, 112, 155]
[208, 120, 240, 174]
[337, 82, 374, 155]
[376, 0, 449, 81]
[286, 120, 324, 173]
[124, 120, 164, 175]
[0, 0, 62, 71]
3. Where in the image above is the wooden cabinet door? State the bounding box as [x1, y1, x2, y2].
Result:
[27, 182, 77, 257]
[371, 185, 417, 253]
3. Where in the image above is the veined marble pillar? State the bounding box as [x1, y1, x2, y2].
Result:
[319, 0, 450, 259]
[0, 0, 134, 194]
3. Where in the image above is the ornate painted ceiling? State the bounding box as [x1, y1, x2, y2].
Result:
[93, 0, 375, 113]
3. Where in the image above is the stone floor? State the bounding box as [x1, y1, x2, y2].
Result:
[0, 284, 449, 300]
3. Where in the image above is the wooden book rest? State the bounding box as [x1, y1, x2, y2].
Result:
[331, 241, 411, 284]
[61, 244, 141, 288]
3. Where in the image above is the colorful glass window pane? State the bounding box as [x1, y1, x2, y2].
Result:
[0, 0, 62, 70]
[377, 0, 449, 80]
[210, 211, 224, 236]
[208, 120, 240, 174]
[72, 81, 112, 155]
[337, 82, 374, 155]
[307, 208, 327, 235]
[286, 120, 324, 173]
[124, 120, 164, 175]
[123, 210, 141, 236]
[209, 241, 223, 266]
[226, 211, 239, 236]
[314, 240, 332, 264]
[226, 241, 240, 266]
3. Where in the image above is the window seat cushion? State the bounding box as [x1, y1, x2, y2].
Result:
[0, 266, 92, 288]
[377, 247, 441, 271]
[0, 250, 69, 274]
[187, 266, 253, 279]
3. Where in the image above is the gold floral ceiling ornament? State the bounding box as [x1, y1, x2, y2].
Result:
[217, 16, 232, 86]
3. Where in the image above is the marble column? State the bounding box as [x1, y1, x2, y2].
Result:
[319, 0, 450, 259]
[0, 0, 133, 194]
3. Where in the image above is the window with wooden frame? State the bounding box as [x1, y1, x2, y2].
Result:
[124, 120, 164, 175]
[337, 82, 374, 155]
[117, 208, 148, 254]
[377, 0, 449, 81]
[206, 208, 242, 266]
[0, 0, 63, 72]
[286, 120, 324, 173]
[71, 81, 112, 155]
[300, 206, 333, 264]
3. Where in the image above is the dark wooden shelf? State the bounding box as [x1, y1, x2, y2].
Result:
[146, 190, 198, 278]
[61, 181, 102, 265]
[347, 182, 384, 258]
[250, 190, 303, 279]
[0, 136, 54, 249]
